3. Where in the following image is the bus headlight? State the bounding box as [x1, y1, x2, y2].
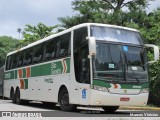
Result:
[140, 88, 149, 94]
[93, 85, 109, 92]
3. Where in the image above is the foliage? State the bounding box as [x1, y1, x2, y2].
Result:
[21, 23, 59, 46]
[59, 0, 154, 28]
[143, 9, 160, 44]
[148, 61, 160, 106]
[0, 0, 160, 106]
[0, 36, 19, 67]
[59, 0, 160, 106]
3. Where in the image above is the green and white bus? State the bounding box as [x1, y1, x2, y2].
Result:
[3, 23, 159, 112]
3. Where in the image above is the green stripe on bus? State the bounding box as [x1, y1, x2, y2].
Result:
[24, 79, 28, 89]
[4, 58, 71, 79]
[15, 70, 17, 79]
[120, 83, 149, 89]
[23, 68, 26, 78]
[31, 64, 50, 77]
[4, 71, 15, 80]
[93, 79, 149, 89]
[66, 58, 70, 73]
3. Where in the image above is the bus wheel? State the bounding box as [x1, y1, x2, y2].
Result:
[10, 88, 16, 103]
[59, 88, 76, 111]
[15, 88, 23, 105]
[102, 106, 119, 113]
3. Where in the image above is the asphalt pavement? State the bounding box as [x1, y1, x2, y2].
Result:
[0, 99, 159, 119]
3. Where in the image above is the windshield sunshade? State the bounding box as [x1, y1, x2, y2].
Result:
[91, 26, 143, 45]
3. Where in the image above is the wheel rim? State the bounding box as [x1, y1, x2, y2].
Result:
[61, 93, 69, 106]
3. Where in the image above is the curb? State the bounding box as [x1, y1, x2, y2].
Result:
[119, 106, 160, 111]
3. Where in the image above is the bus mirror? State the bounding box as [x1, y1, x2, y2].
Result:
[87, 37, 96, 56]
[145, 44, 159, 63]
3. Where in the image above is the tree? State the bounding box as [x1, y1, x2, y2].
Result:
[59, 0, 154, 28]
[17, 28, 22, 40]
[22, 23, 59, 46]
[59, 0, 160, 107]
[0, 36, 19, 67]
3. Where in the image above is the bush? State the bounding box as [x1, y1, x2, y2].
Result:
[148, 60, 160, 106]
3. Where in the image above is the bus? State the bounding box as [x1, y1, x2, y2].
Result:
[3, 23, 159, 112]
[0, 66, 4, 97]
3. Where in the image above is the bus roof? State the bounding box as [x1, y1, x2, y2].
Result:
[7, 23, 139, 56]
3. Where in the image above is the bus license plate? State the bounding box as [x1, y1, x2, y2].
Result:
[120, 97, 130, 101]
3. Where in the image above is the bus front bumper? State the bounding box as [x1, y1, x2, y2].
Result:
[89, 89, 148, 106]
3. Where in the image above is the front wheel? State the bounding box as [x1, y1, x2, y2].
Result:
[59, 89, 77, 111]
[102, 106, 119, 113]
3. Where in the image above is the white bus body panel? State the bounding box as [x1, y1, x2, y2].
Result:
[89, 89, 148, 106]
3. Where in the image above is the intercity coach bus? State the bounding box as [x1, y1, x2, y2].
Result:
[3, 23, 159, 112]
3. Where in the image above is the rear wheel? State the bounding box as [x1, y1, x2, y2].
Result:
[10, 88, 16, 103]
[59, 88, 76, 111]
[102, 106, 119, 113]
[15, 88, 24, 105]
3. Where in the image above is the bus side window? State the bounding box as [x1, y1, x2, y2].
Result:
[56, 32, 71, 58]
[59, 33, 71, 57]
[33, 44, 44, 64]
[18, 52, 24, 67]
[12, 54, 18, 69]
[6, 56, 10, 70]
[45, 39, 56, 61]
[56, 41, 61, 58]
[9, 55, 14, 69]
[23, 48, 33, 66]
[23, 51, 28, 66]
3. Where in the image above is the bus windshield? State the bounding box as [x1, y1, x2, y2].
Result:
[93, 43, 148, 83]
[91, 26, 143, 45]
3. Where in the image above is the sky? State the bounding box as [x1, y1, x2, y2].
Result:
[0, 0, 160, 39]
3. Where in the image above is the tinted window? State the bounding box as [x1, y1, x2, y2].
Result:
[45, 39, 57, 61]
[56, 32, 71, 58]
[18, 52, 24, 67]
[5, 56, 10, 70]
[33, 44, 44, 63]
[12, 54, 19, 69]
[74, 27, 88, 50]
[23, 48, 33, 65]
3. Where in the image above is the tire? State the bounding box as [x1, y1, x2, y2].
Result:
[15, 88, 23, 105]
[102, 106, 119, 113]
[59, 88, 77, 111]
[10, 89, 16, 103]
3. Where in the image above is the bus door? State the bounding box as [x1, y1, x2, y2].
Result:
[74, 44, 91, 105]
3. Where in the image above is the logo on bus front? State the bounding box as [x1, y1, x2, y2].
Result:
[5, 73, 11, 79]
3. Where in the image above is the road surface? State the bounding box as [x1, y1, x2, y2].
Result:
[0, 99, 159, 119]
